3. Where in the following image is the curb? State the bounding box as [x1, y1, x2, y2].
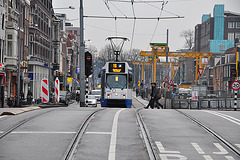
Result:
[0, 107, 41, 116]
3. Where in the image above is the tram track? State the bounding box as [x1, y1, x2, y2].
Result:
[176, 109, 240, 158]
[0, 108, 57, 140]
[132, 96, 158, 160]
[62, 108, 104, 160]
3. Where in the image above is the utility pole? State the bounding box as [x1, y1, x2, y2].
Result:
[80, 0, 85, 107]
[17, 0, 22, 107]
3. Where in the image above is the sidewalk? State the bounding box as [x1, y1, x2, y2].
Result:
[0, 106, 41, 116]
[132, 93, 149, 107]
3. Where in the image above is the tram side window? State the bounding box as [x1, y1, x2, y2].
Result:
[106, 74, 127, 89]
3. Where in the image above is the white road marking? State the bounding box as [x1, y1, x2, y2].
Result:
[11, 131, 77, 134]
[192, 143, 205, 154]
[86, 132, 111, 135]
[203, 155, 213, 160]
[108, 108, 125, 160]
[0, 115, 7, 119]
[203, 111, 240, 126]
[159, 154, 187, 160]
[213, 143, 228, 155]
[236, 144, 240, 149]
[225, 156, 235, 160]
[0, 131, 3, 133]
[155, 141, 180, 154]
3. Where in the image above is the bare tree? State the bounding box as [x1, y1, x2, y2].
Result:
[180, 29, 194, 50]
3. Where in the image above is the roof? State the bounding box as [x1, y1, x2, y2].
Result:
[224, 11, 240, 16]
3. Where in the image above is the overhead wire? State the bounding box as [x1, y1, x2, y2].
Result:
[103, 0, 119, 46]
[130, 0, 136, 51]
[147, 1, 168, 50]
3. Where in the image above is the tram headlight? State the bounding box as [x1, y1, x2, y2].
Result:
[115, 93, 118, 96]
[107, 94, 110, 98]
[123, 94, 126, 99]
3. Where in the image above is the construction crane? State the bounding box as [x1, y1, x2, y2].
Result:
[132, 61, 181, 82]
[140, 43, 212, 84]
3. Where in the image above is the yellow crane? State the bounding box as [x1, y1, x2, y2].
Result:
[140, 43, 212, 84]
[132, 61, 181, 82]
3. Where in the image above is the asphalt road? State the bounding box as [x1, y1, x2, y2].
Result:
[0, 98, 239, 160]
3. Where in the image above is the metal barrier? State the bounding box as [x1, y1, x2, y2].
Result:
[172, 98, 240, 110]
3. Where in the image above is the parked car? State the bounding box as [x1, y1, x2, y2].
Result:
[59, 91, 70, 105]
[90, 90, 101, 102]
[87, 95, 97, 107]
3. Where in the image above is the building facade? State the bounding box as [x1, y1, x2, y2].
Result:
[28, 0, 52, 99]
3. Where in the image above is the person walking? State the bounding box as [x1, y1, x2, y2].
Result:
[76, 92, 80, 103]
[145, 82, 163, 109]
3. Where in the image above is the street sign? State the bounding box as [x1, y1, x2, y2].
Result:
[231, 81, 240, 90]
[169, 80, 174, 86]
[192, 91, 198, 101]
[201, 58, 208, 64]
[163, 77, 169, 82]
[164, 82, 169, 89]
[169, 85, 174, 91]
[198, 68, 204, 77]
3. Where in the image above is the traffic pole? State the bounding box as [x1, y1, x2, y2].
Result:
[234, 91, 237, 111]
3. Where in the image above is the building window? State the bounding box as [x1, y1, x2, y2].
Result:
[236, 32, 240, 40]
[2, 14, 4, 30]
[228, 33, 234, 40]
[228, 22, 234, 28]
[7, 41, 12, 57]
[236, 22, 240, 28]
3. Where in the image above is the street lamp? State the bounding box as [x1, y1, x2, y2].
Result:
[49, 6, 75, 102]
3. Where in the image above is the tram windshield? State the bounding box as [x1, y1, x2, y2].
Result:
[106, 74, 127, 89]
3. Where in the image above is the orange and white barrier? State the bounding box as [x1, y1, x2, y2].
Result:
[41, 79, 49, 103]
[55, 77, 60, 103]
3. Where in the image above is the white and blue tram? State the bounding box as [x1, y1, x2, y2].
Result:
[100, 62, 132, 108]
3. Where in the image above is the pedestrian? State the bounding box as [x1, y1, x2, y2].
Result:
[20, 91, 24, 100]
[27, 87, 33, 105]
[136, 88, 139, 97]
[145, 82, 163, 109]
[76, 92, 80, 103]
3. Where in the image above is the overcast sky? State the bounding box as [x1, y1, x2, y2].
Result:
[53, 0, 240, 52]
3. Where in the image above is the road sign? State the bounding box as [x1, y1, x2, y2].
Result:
[169, 85, 174, 91]
[163, 77, 169, 82]
[163, 82, 169, 89]
[198, 68, 204, 77]
[201, 58, 208, 64]
[231, 81, 240, 90]
[192, 91, 198, 101]
[169, 80, 174, 86]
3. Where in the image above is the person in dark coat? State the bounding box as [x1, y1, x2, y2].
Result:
[27, 88, 33, 105]
[145, 82, 163, 109]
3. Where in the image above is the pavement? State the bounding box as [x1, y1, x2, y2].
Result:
[0, 102, 70, 116]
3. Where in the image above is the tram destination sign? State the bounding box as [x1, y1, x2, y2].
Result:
[109, 63, 125, 73]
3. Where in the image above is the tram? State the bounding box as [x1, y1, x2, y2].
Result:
[100, 62, 132, 108]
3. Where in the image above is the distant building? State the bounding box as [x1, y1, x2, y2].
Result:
[194, 4, 240, 91]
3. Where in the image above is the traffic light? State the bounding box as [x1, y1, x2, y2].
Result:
[85, 51, 92, 77]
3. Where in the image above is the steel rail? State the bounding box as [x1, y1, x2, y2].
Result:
[132, 97, 158, 160]
[62, 109, 104, 160]
[176, 109, 240, 157]
[0, 109, 57, 139]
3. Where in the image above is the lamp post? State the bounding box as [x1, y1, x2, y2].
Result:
[17, 0, 22, 107]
